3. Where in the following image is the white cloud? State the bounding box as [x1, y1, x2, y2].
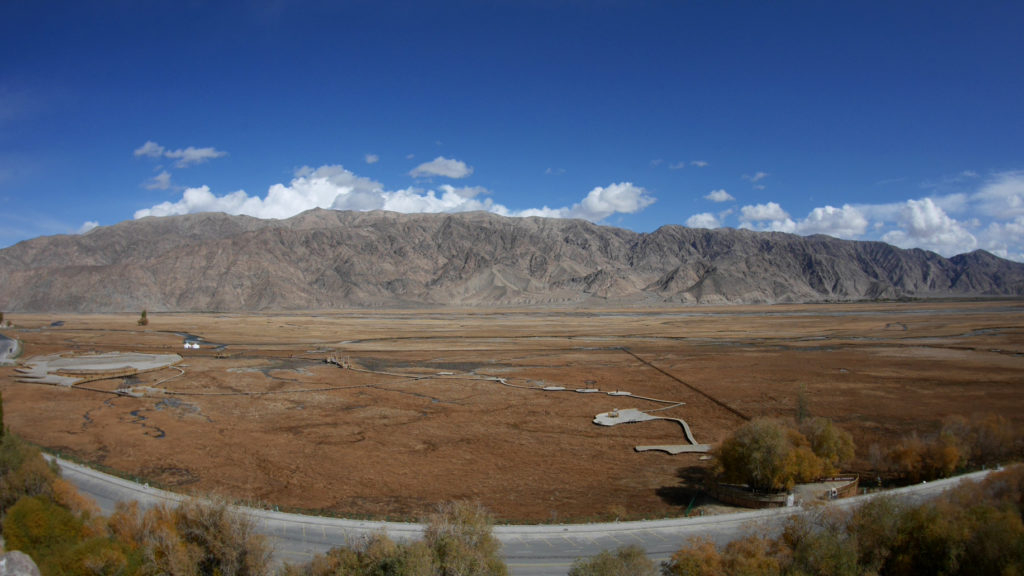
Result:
[517, 183, 653, 221]
[545, 167, 566, 175]
[978, 217, 1024, 260]
[881, 198, 977, 256]
[77, 221, 99, 234]
[135, 165, 385, 219]
[572, 182, 656, 221]
[668, 161, 687, 170]
[650, 158, 663, 167]
[410, 156, 473, 179]
[795, 205, 868, 239]
[738, 201, 794, 233]
[134, 165, 655, 225]
[365, 154, 379, 164]
[686, 212, 720, 229]
[704, 189, 734, 203]
[144, 170, 172, 190]
[134, 141, 227, 167]
[134, 141, 165, 158]
[379, 185, 506, 214]
[972, 170, 1024, 219]
[164, 146, 227, 167]
[740, 201, 789, 222]
[743, 171, 769, 183]
[691, 160, 709, 168]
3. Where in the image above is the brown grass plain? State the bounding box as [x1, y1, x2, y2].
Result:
[1, 299, 1022, 522]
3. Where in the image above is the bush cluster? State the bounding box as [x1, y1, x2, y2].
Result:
[715, 417, 855, 492]
[873, 414, 1020, 483]
[0, 425, 270, 576]
[285, 501, 507, 576]
[660, 464, 1024, 576]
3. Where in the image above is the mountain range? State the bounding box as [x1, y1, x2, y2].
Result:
[1, 209, 1023, 312]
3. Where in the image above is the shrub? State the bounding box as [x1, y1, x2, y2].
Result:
[717, 419, 796, 492]
[656, 465, 1024, 576]
[662, 537, 723, 576]
[567, 545, 657, 576]
[424, 501, 507, 576]
[2, 495, 84, 560]
[799, 417, 855, 474]
[716, 418, 854, 492]
[288, 501, 508, 576]
[0, 432, 58, 511]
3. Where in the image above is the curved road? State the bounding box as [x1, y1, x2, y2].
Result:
[52, 457, 992, 576]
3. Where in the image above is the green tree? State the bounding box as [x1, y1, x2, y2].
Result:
[780, 505, 859, 576]
[0, 431, 58, 511]
[846, 495, 904, 572]
[137, 310, 149, 326]
[717, 419, 798, 492]
[795, 383, 810, 424]
[799, 417, 855, 474]
[2, 495, 85, 571]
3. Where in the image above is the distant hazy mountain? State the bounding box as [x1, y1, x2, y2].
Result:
[1, 209, 1022, 312]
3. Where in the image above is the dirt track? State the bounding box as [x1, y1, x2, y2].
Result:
[2, 300, 1022, 522]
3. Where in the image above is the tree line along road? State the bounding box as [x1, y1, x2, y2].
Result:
[50, 456, 993, 576]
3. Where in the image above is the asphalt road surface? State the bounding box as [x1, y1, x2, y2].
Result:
[52, 457, 993, 576]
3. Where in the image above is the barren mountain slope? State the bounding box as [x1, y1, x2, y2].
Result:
[1, 209, 1022, 312]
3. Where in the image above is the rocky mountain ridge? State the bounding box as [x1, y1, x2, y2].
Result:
[1, 209, 1023, 312]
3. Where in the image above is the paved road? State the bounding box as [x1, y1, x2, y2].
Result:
[52, 457, 992, 576]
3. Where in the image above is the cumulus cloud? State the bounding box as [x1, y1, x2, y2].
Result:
[368, 184, 505, 215]
[365, 153, 379, 164]
[134, 165, 655, 225]
[145, 170, 172, 190]
[77, 221, 99, 234]
[674, 170, 1024, 259]
[740, 201, 789, 222]
[516, 182, 654, 221]
[704, 189, 734, 203]
[796, 205, 868, 239]
[686, 212, 721, 229]
[410, 156, 473, 179]
[978, 217, 1024, 260]
[743, 171, 769, 183]
[133, 141, 227, 167]
[669, 161, 687, 170]
[881, 198, 977, 256]
[691, 160, 709, 168]
[573, 182, 656, 221]
[135, 165, 385, 219]
[738, 202, 794, 232]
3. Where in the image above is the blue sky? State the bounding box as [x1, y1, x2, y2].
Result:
[2, 1, 1023, 260]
